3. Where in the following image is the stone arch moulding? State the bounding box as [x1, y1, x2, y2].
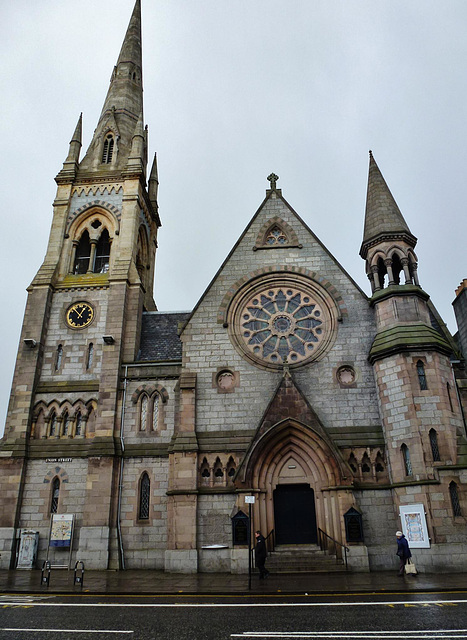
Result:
[237, 419, 349, 489]
[217, 266, 348, 325]
[66, 201, 121, 237]
[254, 216, 300, 249]
[131, 384, 169, 405]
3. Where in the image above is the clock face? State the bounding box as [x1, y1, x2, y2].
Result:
[66, 302, 94, 329]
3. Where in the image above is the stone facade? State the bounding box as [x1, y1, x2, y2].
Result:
[1, 0, 466, 574]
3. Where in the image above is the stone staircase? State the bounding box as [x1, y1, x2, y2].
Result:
[265, 544, 347, 573]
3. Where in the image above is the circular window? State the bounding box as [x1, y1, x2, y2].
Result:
[336, 366, 356, 385]
[228, 274, 338, 370]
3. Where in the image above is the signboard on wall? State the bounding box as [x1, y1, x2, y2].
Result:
[399, 504, 430, 549]
[49, 514, 74, 548]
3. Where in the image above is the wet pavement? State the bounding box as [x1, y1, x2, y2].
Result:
[1, 568, 467, 595]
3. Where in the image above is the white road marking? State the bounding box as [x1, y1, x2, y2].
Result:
[233, 632, 467, 636]
[1, 630, 133, 635]
[1, 599, 466, 608]
[230, 636, 467, 639]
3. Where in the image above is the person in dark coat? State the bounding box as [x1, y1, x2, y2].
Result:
[254, 530, 269, 579]
[396, 530, 412, 576]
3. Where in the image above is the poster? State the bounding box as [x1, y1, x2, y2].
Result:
[399, 504, 430, 549]
[49, 514, 74, 547]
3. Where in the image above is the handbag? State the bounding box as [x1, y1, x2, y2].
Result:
[404, 558, 417, 575]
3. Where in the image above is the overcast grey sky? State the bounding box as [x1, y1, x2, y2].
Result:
[1, 0, 466, 433]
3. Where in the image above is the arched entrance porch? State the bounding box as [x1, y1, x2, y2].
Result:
[239, 420, 351, 546]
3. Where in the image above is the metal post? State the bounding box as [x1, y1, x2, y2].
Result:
[248, 502, 252, 591]
[41, 560, 51, 587]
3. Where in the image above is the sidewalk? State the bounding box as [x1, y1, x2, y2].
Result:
[1, 569, 467, 596]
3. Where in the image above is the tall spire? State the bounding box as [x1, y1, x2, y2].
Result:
[79, 0, 144, 173]
[360, 151, 416, 257]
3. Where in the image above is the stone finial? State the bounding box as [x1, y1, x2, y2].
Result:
[267, 173, 279, 190]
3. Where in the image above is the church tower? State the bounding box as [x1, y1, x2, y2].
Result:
[361, 153, 465, 542]
[0, 0, 160, 568]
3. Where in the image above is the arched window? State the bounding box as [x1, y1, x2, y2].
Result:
[377, 257, 388, 289]
[449, 481, 462, 517]
[102, 134, 114, 164]
[375, 452, 385, 474]
[62, 412, 71, 437]
[140, 395, 148, 431]
[75, 412, 83, 437]
[361, 453, 371, 475]
[152, 393, 160, 431]
[49, 412, 57, 438]
[51, 477, 60, 513]
[416, 360, 428, 391]
[266, 225, 288, 246]
[94, 229, 111, 273]
[348, 453, 358, 474]
[391, 253, 403, 285]
[213, 458, 224, 484]
[401, 444, 412, 476]
[429, 429, 440, 462]
[200, 457, 210, 486]
[226, 457, 236, 483]
[74, 230, 91, 274]
[139, 472, 150, 520]
[55, 345, 63, 371]
[86, 343, 94, 371]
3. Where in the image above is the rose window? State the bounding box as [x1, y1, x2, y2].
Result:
[229, 276, 338, 369]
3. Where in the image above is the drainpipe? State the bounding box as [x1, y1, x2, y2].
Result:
[116, 365, 128, 570]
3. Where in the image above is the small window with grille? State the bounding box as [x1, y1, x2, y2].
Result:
[51, 477, 60, 513]
[449, 481, 462, 517]
[139, 472, 150, 520]
[429, 429, 441, 462]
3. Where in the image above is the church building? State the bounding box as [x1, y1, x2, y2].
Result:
[1, 1, 466, 574]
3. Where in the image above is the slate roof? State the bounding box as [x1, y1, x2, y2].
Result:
[137, 311, 191, 362]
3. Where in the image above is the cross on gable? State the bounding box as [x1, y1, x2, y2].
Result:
[267, 173, 279, 190]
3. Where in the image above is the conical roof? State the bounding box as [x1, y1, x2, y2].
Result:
[79, 0, 144, 173]
[360, 152, 416, 256]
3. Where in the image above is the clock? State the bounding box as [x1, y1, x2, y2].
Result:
[66, 302, 94, 329]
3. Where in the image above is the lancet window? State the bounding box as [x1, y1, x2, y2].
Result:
[51, 478, 60, 514]
[449, 481, 462, 517]
[416, 360, 428, 391]
[74, 231, 92, 274]
[401, 444, 412, 476]
[139, 472, 150, 520]
[429, 429, 440, 462]
[102, 134, 114, 164]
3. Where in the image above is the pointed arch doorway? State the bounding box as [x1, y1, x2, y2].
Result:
[273, 483, 317, 545]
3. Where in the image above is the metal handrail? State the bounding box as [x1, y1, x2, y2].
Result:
[318, 527, 349, 570]
[265, 528, 275, 553]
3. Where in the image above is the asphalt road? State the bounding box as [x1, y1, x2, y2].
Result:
[1, 592, 467, 639]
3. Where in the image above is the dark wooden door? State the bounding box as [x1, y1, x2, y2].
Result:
[273, 483, 317, 545]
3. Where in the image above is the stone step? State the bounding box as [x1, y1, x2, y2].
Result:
[265, 546, 347, 573]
